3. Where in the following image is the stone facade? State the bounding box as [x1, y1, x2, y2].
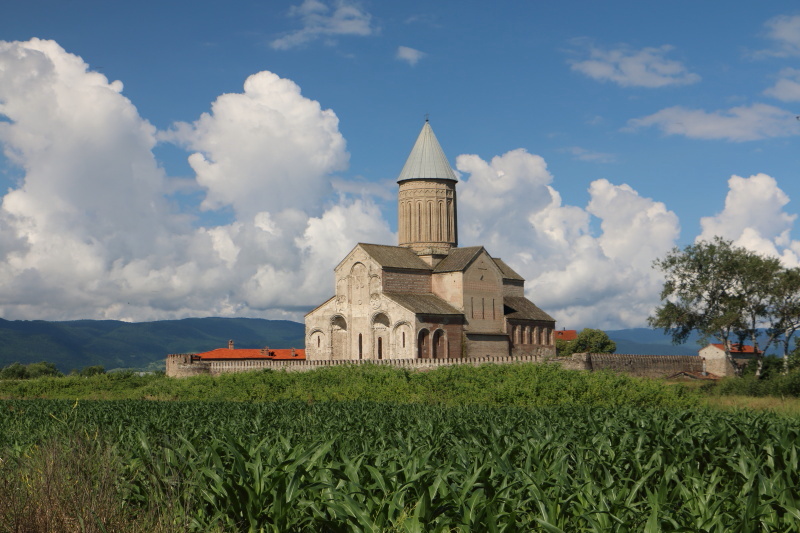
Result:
[698, 344, 759, 377]
[586, 354, 704, 378]
[305, 121, 557, 362]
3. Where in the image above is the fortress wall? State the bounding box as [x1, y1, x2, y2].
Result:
[586, 354, 703, 378]
[166, 354, 212, 378]
[547, 353, 592, 371]
[511, 343, 557, 359]
[167, 352, 701, 378]
[205, 355, 547, 375]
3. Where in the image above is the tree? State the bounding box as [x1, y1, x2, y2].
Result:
[0, 362, 29, 380]
[79, 365, 106, 377]
[25, 361, 63, 378]
[728, 250, 783, 378]
[649, 237, 800, 378]
[764, 267, 800, 375]
[0, 361, 62, 379]
[557, 329, 616, 356]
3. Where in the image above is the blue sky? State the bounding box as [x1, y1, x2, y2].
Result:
[1, 1, 800, 328]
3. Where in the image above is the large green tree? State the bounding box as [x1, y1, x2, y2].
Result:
[649, 237, 799, 378]
[765, 267, 800, 375]
[557, 328, 616, 356]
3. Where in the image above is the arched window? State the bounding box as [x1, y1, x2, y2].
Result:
[378, 337, 383, 359]
[402, 331, 405, 348]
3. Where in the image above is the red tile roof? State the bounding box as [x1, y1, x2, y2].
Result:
[710, 343, 761, 355]
[195, 348, 305, 360]
[555, 330, 578, 341]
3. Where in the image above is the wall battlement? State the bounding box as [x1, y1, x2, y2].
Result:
[586, 354, 704, 378]
[166, 352, 704, 378]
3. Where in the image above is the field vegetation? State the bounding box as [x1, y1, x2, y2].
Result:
[2, 399, 799, 532]
[0, 363, 697, 408]
[2, 364, 799, 532]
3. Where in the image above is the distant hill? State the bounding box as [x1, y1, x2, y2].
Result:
[0, 317, 305, 372]
[605, 328, 702, 356]
[0, 318, 771, 374]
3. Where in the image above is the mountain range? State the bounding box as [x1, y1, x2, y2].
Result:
[0, 317, 305, 372]
[0, 318, 715, 373]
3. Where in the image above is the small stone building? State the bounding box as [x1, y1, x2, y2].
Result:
[699, 343, 761, 377]
[305, 121, 556, 361]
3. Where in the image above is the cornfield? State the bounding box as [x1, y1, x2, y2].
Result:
[1, 399, 799, 532]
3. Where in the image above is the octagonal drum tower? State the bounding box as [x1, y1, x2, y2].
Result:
[397, 120, 458, 263]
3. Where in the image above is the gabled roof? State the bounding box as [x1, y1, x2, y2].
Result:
[398, 120, 457, 183]
[503, 296, 555, 322]
[195, 348, 306, 360]
[432, 246, 484, 273]
[359, 243, 432, 270]
[383, 293, 463, 316]
[493, 258, 525, 281]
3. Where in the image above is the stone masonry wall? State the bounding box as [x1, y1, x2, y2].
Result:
[586, 354, 703, 378]
[168, 354, 550, 377]
[166, 354, 211, 378]
[167, 352, 702, 379]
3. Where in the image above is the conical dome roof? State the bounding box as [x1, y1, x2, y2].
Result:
[398, 120, 457, 182]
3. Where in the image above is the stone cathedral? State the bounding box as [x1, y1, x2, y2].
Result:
[305, 121, 556, 361]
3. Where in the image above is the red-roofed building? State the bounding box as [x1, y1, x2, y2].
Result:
[555, 330, 578, 341]
[196, 345, 305, 361]
[699, 343, 762, 377]
[707, 343, 761, 355]
[166, 340, 305, 377]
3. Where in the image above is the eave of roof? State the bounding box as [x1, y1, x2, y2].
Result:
[493, 258, 525, 281]
[432, 246, 485, 273]
[503, 296, 556, 322]
[383, 292, 463, 316]
[305, 295, 335, 317]
[359, 243, 432, 271]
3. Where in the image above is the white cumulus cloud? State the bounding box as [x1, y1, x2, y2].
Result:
[455, 149, 681, 329]
[396, 46, 426, 66]
[760, 14, 800, 57]
[570, 43, 700, 88]
[161, 71, 349, 219]
[698, 173, 799, 265]
[271, 0, 376, 50]
[764, 67, 800, 102]
[628, 103, 800, 141]
[0, 39, 390, 321]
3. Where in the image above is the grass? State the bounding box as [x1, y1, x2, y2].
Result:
[701, 394, 800, 416]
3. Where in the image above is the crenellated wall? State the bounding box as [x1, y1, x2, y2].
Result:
[168, 353, 551, 376]
[585, 354, 704, 378]
[167, 352, 704, 379]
